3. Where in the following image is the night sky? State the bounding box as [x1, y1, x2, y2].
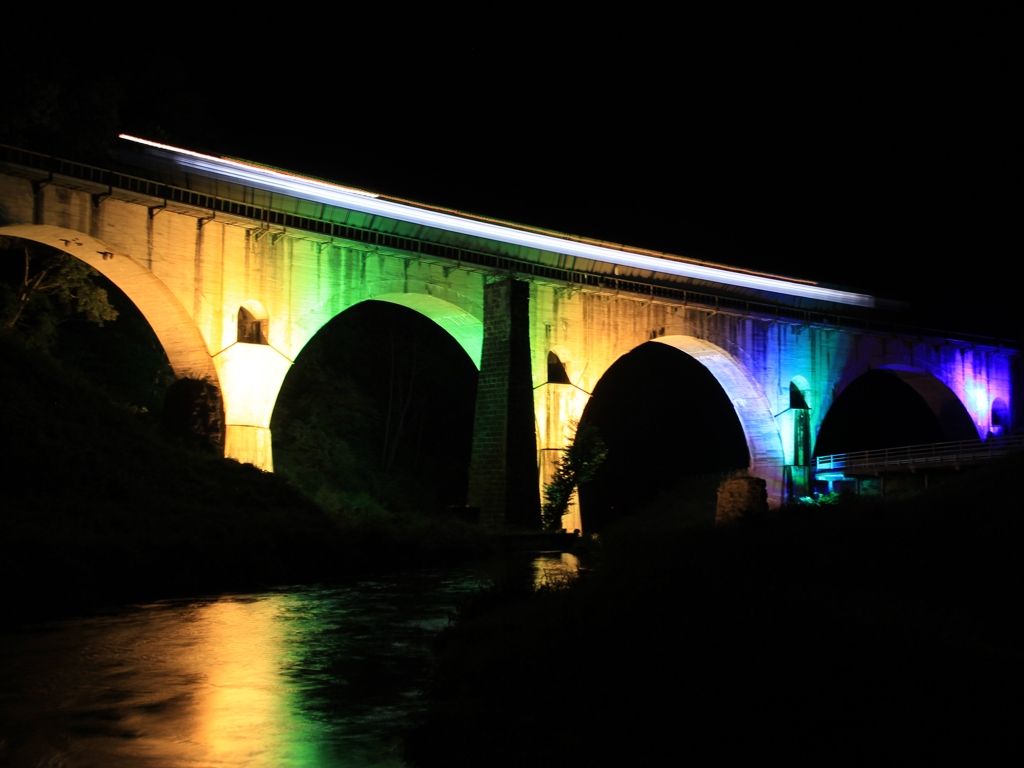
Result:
[3, 9, 1016, 339]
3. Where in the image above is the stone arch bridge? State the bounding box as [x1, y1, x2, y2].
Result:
[0, 140, 1016, 529]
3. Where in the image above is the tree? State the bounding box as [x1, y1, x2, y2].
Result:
[542, 420, 608, 531]
[160, 375, 224, 450]
[0, 240, 118, 345]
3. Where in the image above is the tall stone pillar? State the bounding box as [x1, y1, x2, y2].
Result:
[467, 278, 541, 530]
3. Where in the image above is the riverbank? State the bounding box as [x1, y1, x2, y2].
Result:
[406, 454, 1023, 765]
[0, 338, 494, 626]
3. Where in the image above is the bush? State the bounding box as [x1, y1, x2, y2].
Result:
[541, 421, 607, 530]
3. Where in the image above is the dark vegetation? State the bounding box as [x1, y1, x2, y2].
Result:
[0, 249, 490, 627]
[541, 420, 607, 531]
[0, 334, 491, 626]
[271, 301, 478, 515]
[407, 464, 1023, 765]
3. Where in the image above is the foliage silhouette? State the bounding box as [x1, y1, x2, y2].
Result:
[0, 335, 492, 626]
[161, 375, 225, 450]
[0, 240, 118, 348]
[541, 420, 607, 531]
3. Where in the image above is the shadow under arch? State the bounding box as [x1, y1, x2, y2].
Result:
[790, 374, 812, 410]
[651, 335, 786, 499]
[271, 297, 479, 512]
[878, 365, 979, 441]
[0, 223, 216, 382]
[815, 365, 979, 457]
[574, 336, 784, 531]
[546, 349, 571, 385]
[237, 299, 269, 345]
[357, 292, 483, 370]
[991, 397, 1010, 437]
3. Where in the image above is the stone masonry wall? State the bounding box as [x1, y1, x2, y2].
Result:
[468, 279, 540, 529]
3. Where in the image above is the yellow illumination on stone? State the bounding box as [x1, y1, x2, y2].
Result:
[214, 342, 294, 470]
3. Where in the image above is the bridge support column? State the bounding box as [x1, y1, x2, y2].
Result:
[468, 278, 540, 530]
[224, 426, 275, 471]
[784, 466, 810, 501]
[212, 343, 293, 472]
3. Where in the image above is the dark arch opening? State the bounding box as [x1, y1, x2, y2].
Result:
[237, 304, 268, 345]
[991, 397, 1010, 437]
[790, 380, 810, 410]
[788, 379, 811, 490]
[271, 300, 478, 513]
[0, 224, 216, 382]
[815, 369, 976, 457]
[0, 238, 176, 414]
[547, 351, 571, 384]
[577, 342, 749, 533]
[0, 237, 227, 448]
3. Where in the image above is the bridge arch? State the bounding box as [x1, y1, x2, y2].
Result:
[217, 284, 484, 473]
[828, 356, 1000, 443]
[650, 335, 785, 499]
[563, 335, 785, 526]
[816, 365, 978, 457]
[878, 366, 979, 442]
[271, 296, 479, 511]
[340, 292, 483, 370]
[0, 223, 216, 382]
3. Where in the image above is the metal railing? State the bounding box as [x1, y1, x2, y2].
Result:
[816, 435, 1024, 474]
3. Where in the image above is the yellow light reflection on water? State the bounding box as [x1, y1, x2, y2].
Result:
[141, 596, 330, 767]
[2, 580, 481, 767]
[192, 599, 313, 765]
[533, 552, 581, 590]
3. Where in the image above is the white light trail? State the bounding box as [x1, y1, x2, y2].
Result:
[120, 135, 875, 307]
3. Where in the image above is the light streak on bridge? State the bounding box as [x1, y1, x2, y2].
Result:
[120, 135, 876, 308]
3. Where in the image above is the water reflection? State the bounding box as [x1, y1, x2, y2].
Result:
[193, 598, 322, 766]
[0, 570, 488, 767]
[531, 552, 580, 589]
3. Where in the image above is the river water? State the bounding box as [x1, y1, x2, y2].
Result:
[0, 555, 578, 768]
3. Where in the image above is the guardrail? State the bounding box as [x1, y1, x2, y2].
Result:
[816, 435, 1024, 475]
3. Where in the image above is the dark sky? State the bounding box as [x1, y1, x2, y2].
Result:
[5, 8, 1016, 337]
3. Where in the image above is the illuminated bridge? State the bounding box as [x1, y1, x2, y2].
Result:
[0, 137, 1017, 529]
